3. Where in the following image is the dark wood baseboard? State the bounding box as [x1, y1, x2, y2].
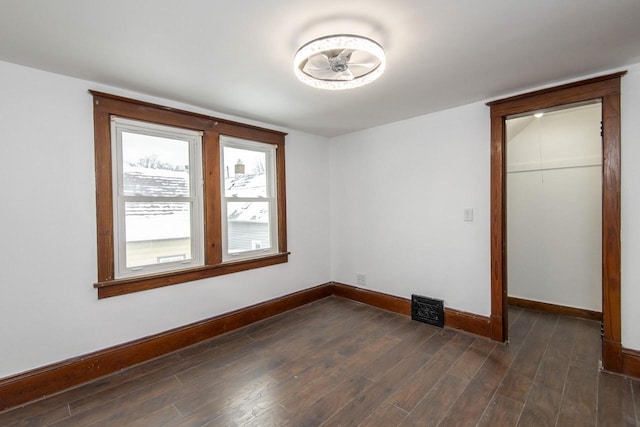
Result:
[490, 314, 505, 342]
[0, 283, 332, 411]
[331, 282, 491, 338]
[331, 282, 411, 316]
[445, 308, 491, 338]
[603, 337, 624, 373]
[622, 348, 640, 378]
[0, 281, 493, 412]
[508, 296, 602, 322]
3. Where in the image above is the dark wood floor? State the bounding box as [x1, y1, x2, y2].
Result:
[1, 296, 639, 426]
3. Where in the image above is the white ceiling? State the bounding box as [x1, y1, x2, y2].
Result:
[1, 0, 639, 137]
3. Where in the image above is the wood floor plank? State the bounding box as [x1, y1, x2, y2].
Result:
[449, 339, 493, 381]
[516, 383, 562, 427]
[269, 332, 328, 362]
[239, 297, 334, 340]
[322, 347, 433, 426]
[279, 336, 396, 415]
[68, 353, 222, 415]
[497, 313, 558, 403]
[0, 352, 185, 426]
[289, 374, 372, 427]
[388, 333, 474, 412]
[98, 380, 187, 426]
[267, 341, 345, 383]
[386, 318, 439, 343]
[471, 336, 498, 355]
[162, 405, 223, 427]
[509, 306, 524, 327]
[416, 328, 457, 355]
[437, 342, 519, 426]
[176, 332, 255, 361]
[496, 371, 534, 405]
[477, 394, 523, 427]
[597, 371, 636, 426]
[173, 353, 285, 416]
[198, 382, 290, 426]
[335, 311, 407, 358]
[114, 404, 181, 427]
[315, 314, 402, 360]
[557, 364, 598, 425]
[570, 318, 601, 370]
[279, 366, 349, 416]
[309, 302, 382, 341]
[359, 403, 408, 427]
[340, 334, 402, 372]
[556, 414, 595, 427]
[251, 322, 323, 358]
[319, 381, 392, 427]
[4, 404, 70, 427]
[633, 379, 640, 425]
[236, 404, 293, 427]
[168, 374, 279, 427]
[533, 315, 577, 392]
[174, 347, 283, 397]
[508, 309, 540, 347]
[258, 355, 352, 411]
[357, 334, 433, 382]
[169, 336, 266, 385]
[512, 313, 558, 380]
[399, 374, 468, 427]
[50, 376, 182, 426]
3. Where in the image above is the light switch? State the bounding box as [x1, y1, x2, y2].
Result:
[464, 208, 474, 222]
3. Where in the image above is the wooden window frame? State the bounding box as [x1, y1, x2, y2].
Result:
[91, 91, 288, 299]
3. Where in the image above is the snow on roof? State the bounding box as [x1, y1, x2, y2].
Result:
[124, 167, 268, 242]
[126, 209, 191, 242]
[224, 173, 269, 223]
[123, 165, 189, 197]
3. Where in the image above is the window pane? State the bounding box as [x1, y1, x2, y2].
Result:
[122, 132, 190, 197]
[125, 202, 192, 267]
[223, 146, 267, 198]
[227, 201, 271, 253]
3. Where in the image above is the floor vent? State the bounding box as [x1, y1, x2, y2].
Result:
[411, 295, 444, 328]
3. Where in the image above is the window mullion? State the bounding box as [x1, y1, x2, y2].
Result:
[203, 130, 222, 266]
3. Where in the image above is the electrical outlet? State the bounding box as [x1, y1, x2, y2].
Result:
[356, 273, 367, 287]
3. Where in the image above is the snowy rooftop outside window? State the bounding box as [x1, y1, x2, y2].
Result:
[225, 173, 270, 223]
[124, 166, 269, 242]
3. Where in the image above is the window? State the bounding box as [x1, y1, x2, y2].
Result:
[111, 117, 204, 278]
[220, 136, 278, 261]
[91, 91, 288, 298]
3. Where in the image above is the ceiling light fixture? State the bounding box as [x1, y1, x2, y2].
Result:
[294, 34, 386, 90]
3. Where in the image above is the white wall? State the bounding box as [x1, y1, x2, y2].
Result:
[0, 60, 331, 378]
[506, 105, 602, 311]
[329, 103, 491, 316]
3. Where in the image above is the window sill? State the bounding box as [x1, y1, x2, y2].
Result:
[94, 252, 290, 299]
